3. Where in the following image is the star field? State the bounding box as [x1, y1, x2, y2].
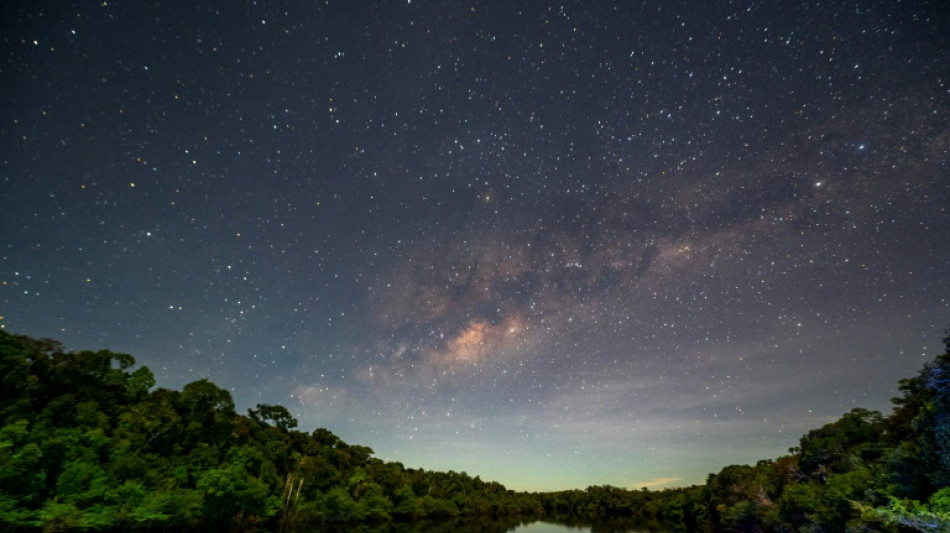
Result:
[2, 1, 949, 491]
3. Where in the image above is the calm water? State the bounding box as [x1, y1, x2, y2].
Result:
[511, 518, 677, 533]
[297, 516, 676, 533]
[512, 521, 593, 532]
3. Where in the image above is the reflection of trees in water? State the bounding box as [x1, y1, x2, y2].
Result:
[296, 515, 533, 533]
[561, 516, 677, 533]
[296, 515, 676, 533]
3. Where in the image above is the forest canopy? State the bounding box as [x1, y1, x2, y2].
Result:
[1, 329, 949, 532]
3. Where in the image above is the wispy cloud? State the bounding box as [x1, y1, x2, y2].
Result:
[628, 476, 684, 489]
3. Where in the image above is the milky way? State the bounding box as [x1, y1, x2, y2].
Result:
[2, 1, 949, 490]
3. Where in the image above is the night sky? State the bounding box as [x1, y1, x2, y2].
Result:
[2, 1, 949, 492]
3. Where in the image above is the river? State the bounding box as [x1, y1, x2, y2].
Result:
[297, 515, 678, 532]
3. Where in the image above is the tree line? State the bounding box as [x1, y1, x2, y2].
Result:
[535, 331, 950, 532]
[0, 330, 538, 531]
[2, 328, 949, 532]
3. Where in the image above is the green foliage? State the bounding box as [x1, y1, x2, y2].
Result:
[541, 329, 950, 533]
[929, 487, 950, 514]
[3, 327, 950, 532]
[322, 486, 364, 521]
[0, 330, 541, 531]
[861, 497, 950, 532]
[197, 462, 273, 523]
[248, 403, 298, 430]
[392, 485, 423, 518]
[688, 329, 950, 532]
[359, 483, 393, 521]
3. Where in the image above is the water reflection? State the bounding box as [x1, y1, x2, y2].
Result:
[293, 515, 675, 533]
[521, 517, 679, 533]
[513, 520, 592, 532]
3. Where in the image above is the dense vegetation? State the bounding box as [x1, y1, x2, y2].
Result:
[536, 332, 950, 532]
[1, 328, 949, 532]
[0, 330, 539, 531]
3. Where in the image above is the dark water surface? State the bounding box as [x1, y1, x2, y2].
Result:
[293, 515, 677, 532]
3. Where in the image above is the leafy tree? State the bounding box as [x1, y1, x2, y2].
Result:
[392, 485, 423, 518]
[6, 327, 950, 532]
[322, 486, 364, 521]
[196, 462, 274, 525]
[797, 407, 883, 476]
[359, 483, 394, 521]
[248, 403, 298, 430]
